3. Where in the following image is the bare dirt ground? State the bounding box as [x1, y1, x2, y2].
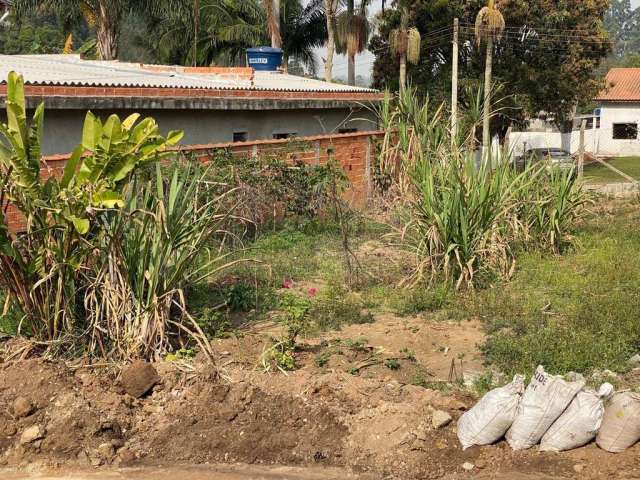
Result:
[1, 314, 639, 480]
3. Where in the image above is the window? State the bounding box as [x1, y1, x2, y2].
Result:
[338, 128, 358, 134]
[233, 131, 248, 143]
[613, 123, 638, 140]
[273, 132, 296, 140]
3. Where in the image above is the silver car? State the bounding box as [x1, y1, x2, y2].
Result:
[515, 148, 575, 173]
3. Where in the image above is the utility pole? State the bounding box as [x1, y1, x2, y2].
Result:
[451, 18, 459, 147]
[578, 119, 586, 179]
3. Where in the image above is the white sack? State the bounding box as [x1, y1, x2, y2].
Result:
[457, 375, 525, 450]
[506, 365, 585, 450]
[596, 391, 640, 453]
[540, 383, 613, 452]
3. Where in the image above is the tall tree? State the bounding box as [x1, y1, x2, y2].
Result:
[475, 0, 504, 160]
[371, 0, 611, 132]
[389, 2, 420, 92]
[262, 0, 282, 48]
[337, 0, 370, 85]
[324, 0, 339, 81]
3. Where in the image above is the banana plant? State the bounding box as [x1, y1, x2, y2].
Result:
[0, 71, 183, 341]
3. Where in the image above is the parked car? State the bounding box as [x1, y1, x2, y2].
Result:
[514, 148, 575, 173]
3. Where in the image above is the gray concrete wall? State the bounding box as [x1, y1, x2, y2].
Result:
[1, 107, 378, 155]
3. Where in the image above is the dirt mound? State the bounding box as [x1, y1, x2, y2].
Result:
[0, 357, 639, 479]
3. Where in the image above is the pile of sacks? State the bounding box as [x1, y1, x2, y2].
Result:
[457, 365, 640, 452]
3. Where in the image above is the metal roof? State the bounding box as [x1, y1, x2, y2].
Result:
[596, 68, 640, 102]
[0, 54, 377, 94]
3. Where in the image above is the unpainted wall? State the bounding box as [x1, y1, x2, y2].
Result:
[0, 107, 378, 155]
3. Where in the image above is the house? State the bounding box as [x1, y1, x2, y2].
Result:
[595, 68, 640, 157]
[0, 54, 382, 155]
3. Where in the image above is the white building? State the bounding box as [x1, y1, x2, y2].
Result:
[595, 68, 640, 157]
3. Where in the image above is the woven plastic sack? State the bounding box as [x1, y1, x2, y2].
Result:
[596, 391, 640, 453]
[540, 383, 614, 452]
[457, 375, 525, 450]
[506, 366, 585, 450]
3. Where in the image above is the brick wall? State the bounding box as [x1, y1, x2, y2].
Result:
[8, 130, 385, 231]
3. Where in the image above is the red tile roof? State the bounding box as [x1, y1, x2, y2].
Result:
[597, 68, 640, 102]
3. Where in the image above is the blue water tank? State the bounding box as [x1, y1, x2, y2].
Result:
[246, 47, 284, 71]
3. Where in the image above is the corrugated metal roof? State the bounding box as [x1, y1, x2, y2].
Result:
[596, 68, 640, 102]
[0, 54, 377, 93]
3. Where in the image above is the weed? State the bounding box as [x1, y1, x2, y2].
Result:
[472, 370, 496, 396]
[198, 308, 234, 339]
[400, 347, 416, 361]
[165, 347, 196, 362]
[310, 284, 374, 331]
[384, 358, 401, 370]
[345, 337, 369, 352]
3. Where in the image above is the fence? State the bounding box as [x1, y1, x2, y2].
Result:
[7, 130, 386, 231]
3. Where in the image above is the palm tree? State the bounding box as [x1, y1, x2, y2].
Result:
[14, 0, 188, 60]
[280, 0, 326, 73]
[337, 0, 370, 85]
[262, 0, 282, 48]
[324, 0, 339, 82]
[389, 3, 420, 93]
[475, 0, 505, 162]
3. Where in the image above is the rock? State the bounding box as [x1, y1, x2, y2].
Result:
[13, 397, 34, 418]
[462, 462, 475, 471]
[120, 360, 160, 398]
[431, 410, 452, 429]
[628, 354, 640, 367]
[97, 442, 115, 462]
[574, 464, 585, 473]
[20, 425, 44, 445]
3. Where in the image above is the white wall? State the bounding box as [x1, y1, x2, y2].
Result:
[508, 128, 599, 157]
[597, 103, 640, 156]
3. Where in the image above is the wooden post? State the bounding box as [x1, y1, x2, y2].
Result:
[504, 125, 512, 165]
[578, 119, 586, 179]
[451, 18, 459, 147]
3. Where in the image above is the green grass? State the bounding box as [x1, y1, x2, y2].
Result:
[452, 201, 640, 377]
[584, 156, 640, 184]
[186, 200, 640, 380]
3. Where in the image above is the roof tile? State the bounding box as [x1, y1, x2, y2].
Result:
[596, 68, 640, 102]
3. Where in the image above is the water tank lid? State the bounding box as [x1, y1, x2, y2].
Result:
[247, 47, 283, 54]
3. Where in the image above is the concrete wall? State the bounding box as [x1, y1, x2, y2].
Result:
[508, 127, 599, 157]
[1, 107, 378, 155]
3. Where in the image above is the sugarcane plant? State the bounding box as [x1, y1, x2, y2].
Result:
[0, 71, 182, 342]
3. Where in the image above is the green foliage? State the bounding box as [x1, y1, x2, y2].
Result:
[461, 202, 640, 376]
[165, 347, 196, 362]
[371, 0, 611, 127]
[197, 308, 234, 339]
[400, 347, 416, 361]
[384, 357, 400, 370]
[310, 284, 373, 331]
[278, 292, 313, 347]
[0, 71, 181, 343]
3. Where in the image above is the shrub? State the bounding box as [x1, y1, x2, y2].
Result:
[0, 71, 182, 341]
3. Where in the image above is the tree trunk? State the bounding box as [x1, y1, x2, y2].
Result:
[324, 0, 336, 82]
[482, 36, 493, 167]
[96, 1, 118, 60]
[193, 0, 200, 66]
[347, 0, 355, 85]
[399, 54, 407, 93]
[283, 53, 289, 73]
[271, 0, 282, 48]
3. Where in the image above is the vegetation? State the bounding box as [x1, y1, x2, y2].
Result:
[583, 157, 640, 184]
[370, 0, 611, 128]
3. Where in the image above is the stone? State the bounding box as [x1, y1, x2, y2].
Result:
[628, 354, 640, 367]
[120, 360, 160, 398]
[20, 425, 44, 445]
[97, 442, 115, 462]
[13, 397, 34, 418]
[431, 410, 452, 429]
[462, 462, 475, 471]
[574, 464, 585, 473]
